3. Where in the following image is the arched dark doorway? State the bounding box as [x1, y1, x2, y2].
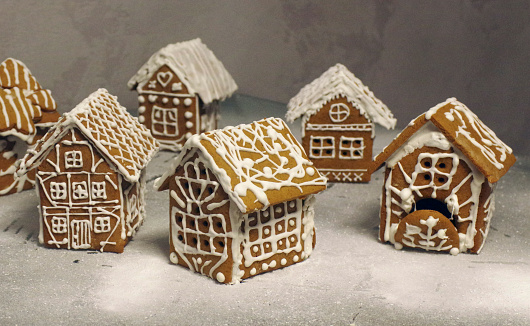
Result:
[411, 198, 453, 221]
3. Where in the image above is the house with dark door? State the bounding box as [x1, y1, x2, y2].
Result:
[371, 98, 516, 254]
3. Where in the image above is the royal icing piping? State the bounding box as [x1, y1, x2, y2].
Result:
[286, 63, 396, 131]
[128, 38, 238, 104]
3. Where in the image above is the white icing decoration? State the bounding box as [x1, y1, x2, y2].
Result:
[138, 115, 145, 123]
[156, 71, 173, 88]
[162, 97, 169, 104]
[216, 272, 225, 283]
[280, 258, 287, 265]
[172, 98, 180, 106]
[156, 118, 325, 283]
[185, 121, 193, 129]
[16, 89, 159, 252]
[172, 82, 183, 91]
[286, 63, 396, 131]
[184, 98, 192, 107]
[138, 96, 145, 103]
[127, 38, 238, 104]
[184, 111, 193, 119]
[138, 106, 146, 114]
[148, 95, 157, 103]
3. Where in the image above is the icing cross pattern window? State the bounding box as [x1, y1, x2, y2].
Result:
[72, 182, 88, 200]
[50, 182, 67, 200]
[51, 216, 67, 233]
[65, 150, 83, 169]
[310, 136, 335, 158]
[94, 216, 111, 233]
[329, 103, 350, 123]
[152, 106, 178, 136]
[91, 182, 106, 199]
[339, 137, 364, 159]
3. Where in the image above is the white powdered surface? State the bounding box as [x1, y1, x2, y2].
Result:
[0, 95, 528, 325]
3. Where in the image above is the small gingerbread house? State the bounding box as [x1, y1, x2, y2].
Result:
[128, 38, 238, 152]
[17, 89, 159, 253]
[0, 58, 60, 196]
[154, 117, 327, 284]
[371, 98, 516, 255]
[286, 63, 396, 183]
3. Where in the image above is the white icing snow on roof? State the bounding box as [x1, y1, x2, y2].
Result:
[286, 63, 396, 130]
[128, 38, 238, 104]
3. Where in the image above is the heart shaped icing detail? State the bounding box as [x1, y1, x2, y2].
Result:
[157, 71, 173, 88]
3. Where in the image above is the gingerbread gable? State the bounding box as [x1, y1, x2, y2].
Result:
[372, 98, 516, 183]
[0, 58, 59, 142]
[127, 38, 238, 104]
[155, 117, 327, 213]
[18, 89, 159, 182]
[286, 63, 396, 130]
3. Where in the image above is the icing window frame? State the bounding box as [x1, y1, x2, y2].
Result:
[72, 181, 89, 200]
[94, 216, 111, 233]
[91, 181, 107, 200]
[152, 105, 179, 137]
[329, 103, 350, 123]
[309, 136, 335, 159]
[64, 150, 83, 169]
[50, 182, 67, 200]
[51, 216, 67, 233]
[339, 136, 364, 160]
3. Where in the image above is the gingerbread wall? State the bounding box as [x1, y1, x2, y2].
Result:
[380, 145, 493, 254]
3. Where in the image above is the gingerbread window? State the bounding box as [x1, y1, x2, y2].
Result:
[50, 182, 67, 200]
[339, 136, 364, 159]
[91, 182, 106, 199]
[309, 136, 335, 158]
[72, 181, 88, 200]
[94, 216, 111, 233]
[65, 150, 83, 169]
[51, 216, 67, 233]
[152, 106, 178, 136]
[329, 103, 350, 123]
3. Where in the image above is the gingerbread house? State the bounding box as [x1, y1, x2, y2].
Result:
[128, 38, 238, 152]
[286, 63, 396, 183]
[0, 58, 60, 196]
[371, 98, 516, 255]
[17, 89, 159, 253]
[154, 117, 327, 284]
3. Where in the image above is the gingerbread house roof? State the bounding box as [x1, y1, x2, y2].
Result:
[155, 117, 327, 214]
[127, 38, 238, 104]
[372, 98, 516, 184]
[0, 58, 59, 142]
[286, 63, 396, 130]
[18, 89, 159, 183]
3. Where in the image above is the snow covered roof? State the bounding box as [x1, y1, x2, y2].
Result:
[286, 63, 396, 130]
[0, 58, 59, 142]
[19, 89, 159, 182]
[372, 98, 516, 183]
[155, 117, 327, 214]
[128, 38, 238, 104]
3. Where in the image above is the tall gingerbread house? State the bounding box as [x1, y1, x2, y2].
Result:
[17, 89, 159, 253]
[128, 38, 238, 152]
[0, 58, 60, 195]
[154, 117, 327, 283]
[372, 98, 516, 255]
[286, 63, 396, 183]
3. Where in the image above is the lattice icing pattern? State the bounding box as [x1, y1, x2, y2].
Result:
[186, 117, 327, 213]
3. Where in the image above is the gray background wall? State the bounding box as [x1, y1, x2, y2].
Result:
[2, 0, 528, 155]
